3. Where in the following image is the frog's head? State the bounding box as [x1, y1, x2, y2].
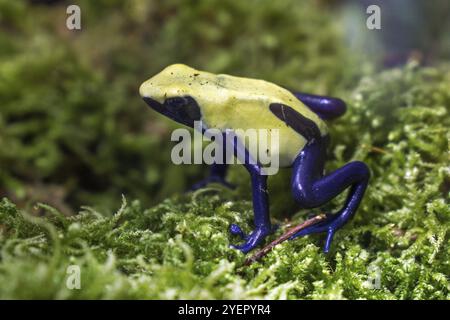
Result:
[139, 64, 203, 128]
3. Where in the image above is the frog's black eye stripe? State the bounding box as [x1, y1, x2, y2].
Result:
[269, 103, 321, 141]
[164, 96, 202, 126]
[142, 97, 172, 118]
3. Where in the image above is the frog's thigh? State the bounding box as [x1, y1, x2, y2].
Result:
[291, 137, 328, 208]
[290, 136, 370, 252]
[291, 136, 370, 214]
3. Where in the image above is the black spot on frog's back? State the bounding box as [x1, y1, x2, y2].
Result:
[269, 103, 321, 141]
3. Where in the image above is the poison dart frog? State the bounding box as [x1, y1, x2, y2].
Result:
[139, 64, 370, 254]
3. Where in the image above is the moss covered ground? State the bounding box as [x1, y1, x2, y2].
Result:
[0, 0, 449, 299]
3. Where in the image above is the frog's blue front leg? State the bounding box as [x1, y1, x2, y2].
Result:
[227, 133, 275, 253]
[292, 92, 346, 120]
[290, 136, 370, 252]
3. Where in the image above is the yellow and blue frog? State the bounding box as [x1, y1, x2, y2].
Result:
[140, 64, 370, 254]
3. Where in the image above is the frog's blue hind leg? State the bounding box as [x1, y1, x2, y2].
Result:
[226, 132, 275, 253]
[292, 92, 347, 120]
[290, 136, 370, 252]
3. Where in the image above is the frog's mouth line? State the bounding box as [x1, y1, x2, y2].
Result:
[142, 96, 201, 128]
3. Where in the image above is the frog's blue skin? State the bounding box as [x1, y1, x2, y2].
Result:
[142, 92, 369, 254]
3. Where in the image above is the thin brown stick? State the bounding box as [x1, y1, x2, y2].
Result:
[362, 144, 389, 155]
[244, 214, 327, 266]
[370, 146, 388, 154]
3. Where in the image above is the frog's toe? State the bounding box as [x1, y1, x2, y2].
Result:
[229, 223, 247, 239]
[289, 213, 341, 253]
[229, 226, 273, 253]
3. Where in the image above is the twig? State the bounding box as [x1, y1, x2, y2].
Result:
[369, 146, 388, 154]
[244, 214, 327, 266]
[362, 144, 389, 154]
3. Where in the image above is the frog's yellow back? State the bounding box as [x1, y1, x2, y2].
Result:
[140, 64, 328, 167]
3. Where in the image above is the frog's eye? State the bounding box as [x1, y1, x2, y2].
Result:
[164, 97, 188, 108]
[164, 96, 202, 126]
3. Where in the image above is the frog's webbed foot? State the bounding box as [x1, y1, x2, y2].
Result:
[289, 213, 341, 253]
[229, 224, 276, 253]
